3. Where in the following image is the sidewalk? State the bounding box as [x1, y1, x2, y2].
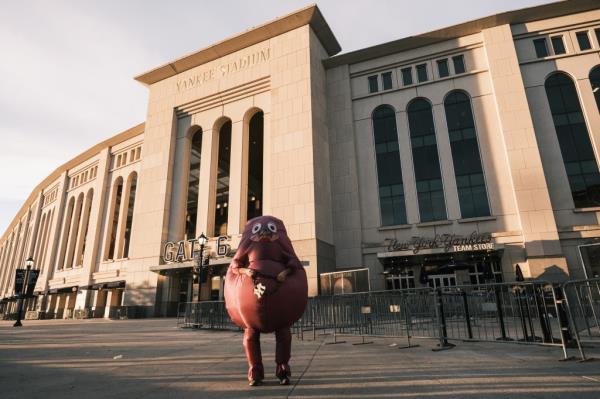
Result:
[1, 318, 599, 398]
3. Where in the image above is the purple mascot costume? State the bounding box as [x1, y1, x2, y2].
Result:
[224, 216, 307, 386]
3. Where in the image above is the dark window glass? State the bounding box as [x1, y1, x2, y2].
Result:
[545, 73, 600, 208]
[437, 59, 449, 78]
[416, 64, 428, 83]
[401, 67, 413, 86]
[368, 75, 378, 93]
[214, 121, 232, 236]
[577, 31, 592, 50]
[185, 130, 202, 240]
[372, 105, 407, 226]
[123, 174, 137, 258]
[590, 66, 600, 113]
[407, 99, 447, 222]
[444, 91, 491, 218]
[107, 180, 123, 260]
[551, 36, 566, 55]
[382, 72, 393, 90]
[247, 112, 264, 221]
[77, 191, 93, 266]
[533, 38, 549, 58]
[452, 55, 466, 74]
[596, 29, 600, 49]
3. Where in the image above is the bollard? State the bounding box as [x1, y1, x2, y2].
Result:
[432, 288, 455, 351]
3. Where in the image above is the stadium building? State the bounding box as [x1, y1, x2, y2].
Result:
[1, 0, 600, 318]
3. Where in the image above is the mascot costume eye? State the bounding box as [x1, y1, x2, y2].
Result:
[224, 216, 307, 386]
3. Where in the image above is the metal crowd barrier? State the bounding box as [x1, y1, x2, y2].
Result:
[176, 280, 600, 359]
[562, 277, 600, 361]
[177, 301, 239, 330]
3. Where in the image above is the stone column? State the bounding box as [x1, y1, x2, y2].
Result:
[227, 119, 244, 236]
[482, 24, 567, 281]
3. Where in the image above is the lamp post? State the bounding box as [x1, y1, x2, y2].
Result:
[193, 233, 208, 302]
[14, 257, 34, 327]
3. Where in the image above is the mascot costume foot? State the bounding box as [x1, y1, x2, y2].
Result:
[224, 216, 307, 386]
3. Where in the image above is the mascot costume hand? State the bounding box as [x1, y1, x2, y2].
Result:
[224, 216, 307, 386]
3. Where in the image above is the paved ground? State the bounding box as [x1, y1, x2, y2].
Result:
[1, 319, 600, 399]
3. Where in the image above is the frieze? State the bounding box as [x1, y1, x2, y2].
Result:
[176, 48, 270, 92]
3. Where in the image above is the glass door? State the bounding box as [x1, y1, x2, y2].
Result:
[428, 274, 457, 291]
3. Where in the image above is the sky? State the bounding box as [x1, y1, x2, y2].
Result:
[0, 0, 555, 233]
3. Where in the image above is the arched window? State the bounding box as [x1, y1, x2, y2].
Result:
[57, 197, 75, 269]
[122, 174, 137, 258]
[106, 177, 123, 260]
[65, 194, 84, 268]
[545, 72, 600, 208]
[185, 128, 202, 240]
[372, 105, 407, 225]
[444, 91, 490, 218]
[33, 213, 47, 263]
[407, 98, 447, 222]
[39, 210, 53, 273]
[246, 111, 264, 222]
[76, 190, 93, 266]
[214, 120, 232, 236]
[590, 66, 600, 113]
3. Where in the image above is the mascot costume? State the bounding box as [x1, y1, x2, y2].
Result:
[224, 216, 307, 386]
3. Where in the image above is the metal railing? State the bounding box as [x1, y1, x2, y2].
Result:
[562, 278, 600, 360]
[177, 281, 571, 351]
[177, 301, 240, 330]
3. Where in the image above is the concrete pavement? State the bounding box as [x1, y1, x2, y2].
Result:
[1, 318, 599, 398]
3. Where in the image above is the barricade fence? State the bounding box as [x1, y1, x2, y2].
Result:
[177, 280, 600, 360]
[562, 277, 600, 361]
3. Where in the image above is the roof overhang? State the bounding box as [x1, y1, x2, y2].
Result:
[135, 4, 341, 86]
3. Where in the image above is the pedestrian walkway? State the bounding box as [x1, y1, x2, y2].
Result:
[1, 318, 599, 398]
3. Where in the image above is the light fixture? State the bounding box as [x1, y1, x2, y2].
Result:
[25, 257, 34, 268]
[593, 86, 600, 93]
[198, 233, 208, 246]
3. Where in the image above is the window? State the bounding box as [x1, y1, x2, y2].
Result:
[122, 173, 137, 258]
[368, 75, 379, 93]
[437, 59, 449, 78]
[416, 64, 428, 82]
[545, 72, 600, 208]
[590, 66, 600, 113]
[213, 120, 232, 236]
[596, 28, 600, 49]
[65, 197, 83, 269]
[246, 112, 264, 222]
[76, 190, 93, 266]
[407, 98, 447, 222]
[534, 38, 549, 58]
[452, 55, 466, 74]
[551, 36, 566, 55]
[185, 129, 202, 240]
[579, 244, 600, 278]
[576, 31, 592, 50]
[106, 178, 123, 260]
[444, 91, 491, 218]
[469, 261, 503, 285]
[57, 198, 75, 269]
[372, 105, 407, 226]
[385, 270, 415, 290]
[401, 67, 413, 86]
[382, 72, 393, 90]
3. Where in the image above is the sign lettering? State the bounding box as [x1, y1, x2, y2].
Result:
[385, 231, 493, 255]
[176, 48, 270, 92]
